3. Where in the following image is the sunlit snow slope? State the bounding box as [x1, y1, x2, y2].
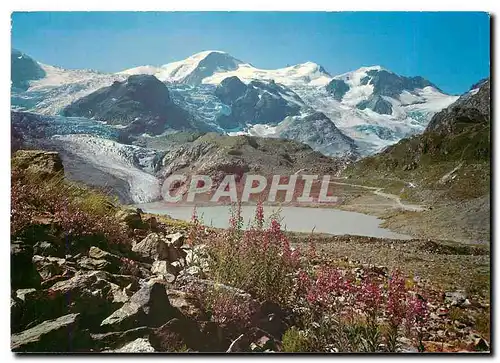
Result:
[12, 49, 458, 157]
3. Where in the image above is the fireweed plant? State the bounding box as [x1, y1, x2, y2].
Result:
[186, 201, 428, 352]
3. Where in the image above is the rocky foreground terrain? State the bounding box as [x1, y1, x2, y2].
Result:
[11, 150, 490, 353]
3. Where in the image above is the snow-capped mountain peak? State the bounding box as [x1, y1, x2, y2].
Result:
[117, 65, 159, 76]
[202, 60, 332, 87]
[293, 61, 329, 73]
[327, 64, 446, 106]
[119, 50, 244, 85]
[353, 65, 388, 73]
[333, 65, 389, 85]
[187, 50, 231, 59]
[119, 52, 333, 87]
[12, 48, 460, 159]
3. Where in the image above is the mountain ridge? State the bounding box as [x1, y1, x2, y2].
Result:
[11, 48, 460, 158]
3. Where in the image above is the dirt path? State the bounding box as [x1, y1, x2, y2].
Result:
[330, 180, 427, 212]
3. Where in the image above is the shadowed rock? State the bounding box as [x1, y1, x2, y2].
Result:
[100, 282, 177, 331]
[11, 242, 41, 290]
[62, 75, 197, 135]
[11, 313, 91, 352]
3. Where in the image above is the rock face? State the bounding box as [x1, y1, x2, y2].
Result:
[11, 49, 46, 91]
[32, 255, 71, 281]
[182, 51, 243, 85]
[132, 233, 170, 262]
[277, 112, 358, 159]
[34, 271, 134, 326]
[214, 77, 301, 129]
[11, 150, 64, 178]
[110, 337, 156, 353]
[11, 242, 41, 290]
[426, 79, 490, 134]
[347, 78, 491, 177]
[159, 132, 346, 186]
[214, 76, 247, 105]
[61, 75, 197, 135]
[12, 48, 459, 159]
[325, 79, 350, 101]
[11, 313, 91, 352]
[100, 282, 177, 331]
[356, 94, 393, 115]
[360, 69, 438, 99]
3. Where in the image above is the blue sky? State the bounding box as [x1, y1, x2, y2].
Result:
[11, 12, 490, 94]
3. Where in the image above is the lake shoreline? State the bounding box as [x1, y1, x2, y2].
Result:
[133, 203, 413, 240]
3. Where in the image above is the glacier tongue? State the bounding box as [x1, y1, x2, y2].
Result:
[52, 134, 164, 204]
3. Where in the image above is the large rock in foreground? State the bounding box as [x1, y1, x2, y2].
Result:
[100, 282, 177, 331]
[11, 242, 41, 290]
[107, 337, 156, 353]
[132, 233, 184, 263]
[11, 313, 91, 352]
[13, 270, 137, 331]
[12, 150, 64, 178]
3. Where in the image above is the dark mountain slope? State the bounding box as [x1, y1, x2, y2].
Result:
[345, 79, 490, 188]
[214, 76, 302, 129]
[62, 75, 204, 135]
[343, 79, 490, 243]
[11, 49, 46, 90]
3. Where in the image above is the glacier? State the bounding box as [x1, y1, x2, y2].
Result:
[11, 51, 458, 161]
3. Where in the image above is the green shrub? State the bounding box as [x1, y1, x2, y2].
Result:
[282, 327, 311, 352]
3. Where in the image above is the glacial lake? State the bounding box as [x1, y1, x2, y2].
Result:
[135, 203, 412, 240]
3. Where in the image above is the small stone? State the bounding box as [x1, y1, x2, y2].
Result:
[436, 307, 448, 316]
[144, 216, 158, 230]
[166, 232, 185, 248]
[109, 337, 156, 353]
[77, 256, 111, 271]
[151, 260, 177, 278]
[170, 261, 183, 274]
[124, 283, 138, 297]
[474, 337, 489, 351]
[15, 288, 37, 302]
[100, 282, 177, 331]
[250, 342, 260, 352]
[32, 255, 68, 281]
[132, 233, 170, 262]
[184, 266, 202, 277]
[33, 241, 62, 257]
[444, 291, 467, 307]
